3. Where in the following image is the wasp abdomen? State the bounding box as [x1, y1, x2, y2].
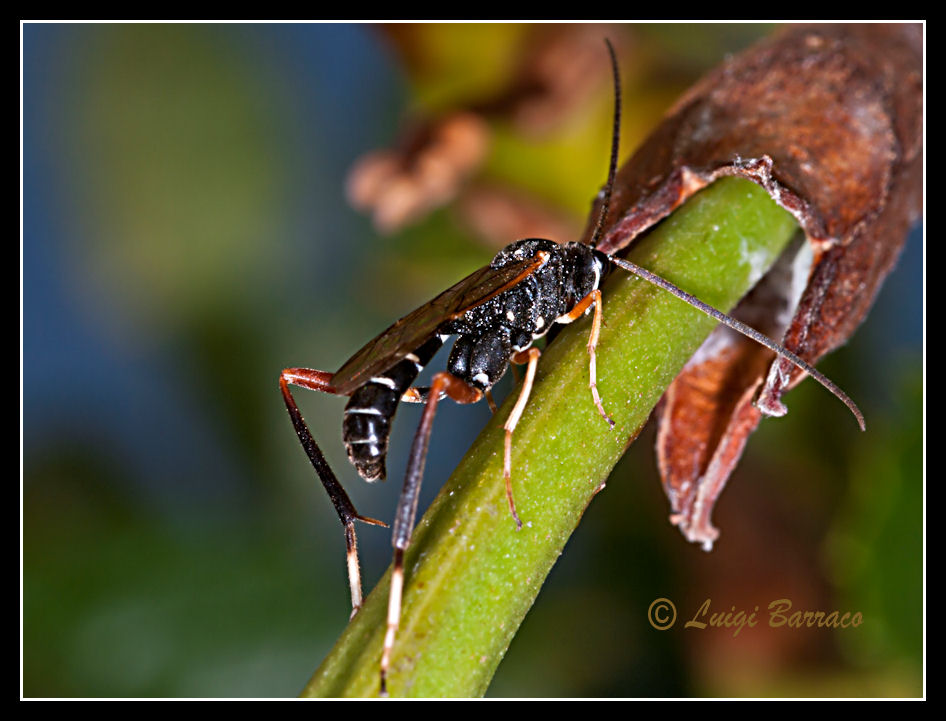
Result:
[343, 335, 444, 481]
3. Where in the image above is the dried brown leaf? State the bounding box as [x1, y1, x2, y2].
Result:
[588, 23, 922, 547]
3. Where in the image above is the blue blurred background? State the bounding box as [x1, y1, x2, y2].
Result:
[23, 23, 922, 697]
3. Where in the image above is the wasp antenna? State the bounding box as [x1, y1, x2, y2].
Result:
[591, 37, 622, 249]
[608, 255, 866, 431]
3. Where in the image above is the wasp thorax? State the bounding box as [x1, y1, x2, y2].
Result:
[490, 237, 560, 267]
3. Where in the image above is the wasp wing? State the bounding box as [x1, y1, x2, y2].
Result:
[331, 256, 544, 394]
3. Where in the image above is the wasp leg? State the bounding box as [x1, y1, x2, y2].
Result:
[280, 369, 388, 617]
[502, 347, 542, 530]
[380, 371, 482, 696]
[556, 289, 615, 428]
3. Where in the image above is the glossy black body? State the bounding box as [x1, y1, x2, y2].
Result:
[341, 238, 608, 482]
[343, 335, 443, 481]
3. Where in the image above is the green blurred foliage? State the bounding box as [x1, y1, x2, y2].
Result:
[828, 371, 923, 691]
[66, 25, 292, 330]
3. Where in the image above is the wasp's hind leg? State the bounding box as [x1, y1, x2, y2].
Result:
[380, 371, 482, 696]
[280, 368, 388, 617]
[502, 347, 542, 530]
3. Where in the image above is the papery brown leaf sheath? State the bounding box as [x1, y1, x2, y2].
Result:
[587, 24, 922, 547]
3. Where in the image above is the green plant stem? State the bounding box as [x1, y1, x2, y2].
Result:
[302, 177, 798, 697]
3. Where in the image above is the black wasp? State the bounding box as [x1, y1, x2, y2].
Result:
[279, 40, 863, 695]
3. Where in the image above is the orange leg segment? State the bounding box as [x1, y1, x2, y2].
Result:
[502, 347, 542, 530]
[555, 289, 614, 427]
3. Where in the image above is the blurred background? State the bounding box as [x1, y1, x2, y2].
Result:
[22, 23, 922, 698]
